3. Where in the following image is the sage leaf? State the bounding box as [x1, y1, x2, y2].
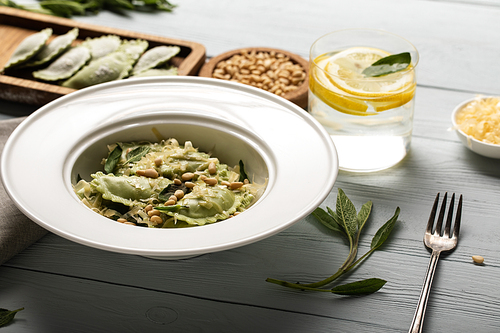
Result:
[125, 146, 150, 164]
[330, 278, 387, 295]
[40, 0, 86, 17]
[238, 160, 248, 182]
[155, 204, 188, 212]
[371, 207, 400, 249]
[312, 207, 343, 233]
[267, 189, 399, 297]
[336, 188, 358, 239]
[362, 52, 411, 77]
[104, 144, 122, 174]
[357, 200, 372, 230]
[0, 307, 24, 327]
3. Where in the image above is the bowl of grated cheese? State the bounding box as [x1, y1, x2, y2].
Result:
[451, 96, 500, 159]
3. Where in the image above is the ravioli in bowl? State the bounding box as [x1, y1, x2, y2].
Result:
[74, 138, 265, 228]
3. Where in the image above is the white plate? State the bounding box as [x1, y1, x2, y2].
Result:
[1, 77, 338, 259]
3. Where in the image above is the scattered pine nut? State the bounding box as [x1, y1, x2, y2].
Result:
[117, 218, 128, 223]
[208, 162, 217, 174]
[137, 168, 158, 178]
[174, 190, 185, 199]
[185, 181, 195, 189]
[204, 178, 218, 186]
[230, 181, 243, 190]
[181, 172, 195, 181]
[150, 215, 163, 225]
[472, 255, 484, 264]
[148, 209, 161, 217]
[173, 178, 182, 185]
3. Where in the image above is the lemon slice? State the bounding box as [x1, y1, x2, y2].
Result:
[325, 47, 414, 97]
[310, 57, 376, 115]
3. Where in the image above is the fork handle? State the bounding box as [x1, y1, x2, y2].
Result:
[408, 250, 441, 333]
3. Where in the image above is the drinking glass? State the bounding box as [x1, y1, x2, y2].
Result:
[309, 28, 419, 172]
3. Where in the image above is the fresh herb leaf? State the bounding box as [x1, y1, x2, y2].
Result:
[0, 307, 24, 327]
[238, 160, 248, 182]
[312, 207, 343, 233]
[336, 188, 358, 240]
[155, 204, 188, 212]
[330, 278, 387, 295]
[362, 52, 411, 77]
[125, 146, 150, 164]
[267, 189, 399, 296]
[40, 0, 86, 17]
[357, 200, 372, 230]
[0, 0, 176, 17]
[104, 144, 122, 174]
[371, 207, 400, 249]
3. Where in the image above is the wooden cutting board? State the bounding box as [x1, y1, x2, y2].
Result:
[0, 7, 206, 106]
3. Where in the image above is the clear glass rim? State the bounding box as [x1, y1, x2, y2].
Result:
[310, 28, 420, 81]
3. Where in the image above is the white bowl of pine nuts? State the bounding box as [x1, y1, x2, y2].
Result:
[199, 47, 309, 108]
[2, 76, 338, 260]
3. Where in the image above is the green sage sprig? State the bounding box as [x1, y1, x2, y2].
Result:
[266, 188, 400, 295]
[0, 307, 24, 327]
[0, 0, 176, 17]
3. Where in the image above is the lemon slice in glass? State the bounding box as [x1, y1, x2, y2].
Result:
[325, 47, 415, 97]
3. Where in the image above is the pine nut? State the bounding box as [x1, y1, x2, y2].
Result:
[221, 181, 231, 186]
[154, 157, 163, 167]
[173, 178, 182, 185]
[181, 172, 194, 181]
[230, 182, 243, 190]
[150, 215, 163, 225]
[204, 178, 218, 186]
[174, 190, 185, 199]
[117, 218, 128, 223]
[124, 222, 136, 226]
[208, 162, 217, 174]
[472, 255, 484, 264]
[148, 209, 161, 217]
[145, 204, 153, 212]
[165, 199, 176, 206]
[169, 195, 177, 203]
[143, 168, 158, 178]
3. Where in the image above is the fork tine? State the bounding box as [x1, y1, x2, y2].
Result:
[426, 193, 440, 233]
[453, 194, 463, 239]
[444, 193, 456, 237]
[435, 192, 448, 235]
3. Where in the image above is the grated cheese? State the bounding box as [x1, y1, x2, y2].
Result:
[455, 96, 500, 145]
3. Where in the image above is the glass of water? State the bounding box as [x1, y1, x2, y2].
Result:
[309, 28, 419, 172]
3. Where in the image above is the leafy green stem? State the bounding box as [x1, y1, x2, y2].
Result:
[266, 189, 399, 296]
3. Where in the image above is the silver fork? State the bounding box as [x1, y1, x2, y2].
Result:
[408, 192, 463, 333]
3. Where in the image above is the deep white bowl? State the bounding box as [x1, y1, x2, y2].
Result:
[1, 77, 338, 259]
[451, 96, 500, 159]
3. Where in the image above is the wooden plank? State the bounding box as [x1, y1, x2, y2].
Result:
[0, 7, 206, 105]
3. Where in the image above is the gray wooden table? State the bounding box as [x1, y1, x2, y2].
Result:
[1, 0, 499, 332]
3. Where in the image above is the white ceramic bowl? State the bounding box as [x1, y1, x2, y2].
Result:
[1, 77, 338, 259]
[451, 96, 500, 159]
